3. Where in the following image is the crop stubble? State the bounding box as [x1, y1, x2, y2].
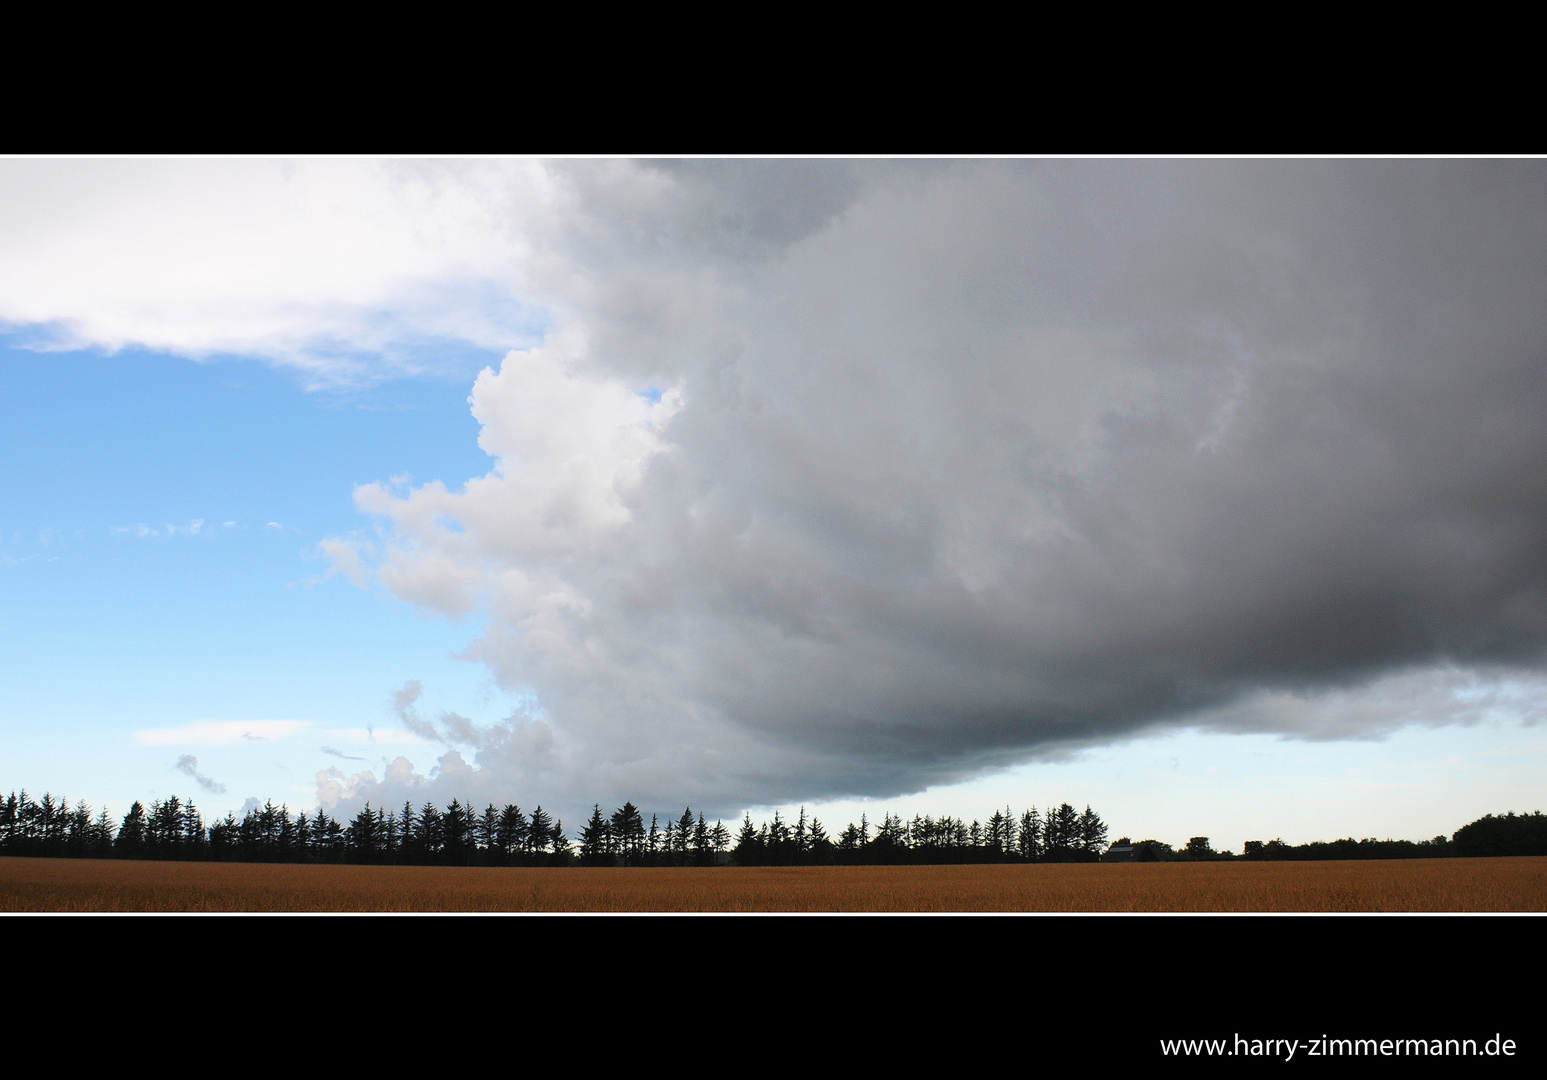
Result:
[2, 856, 1544, 912]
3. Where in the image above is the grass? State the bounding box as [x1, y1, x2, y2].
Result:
[3, 856, 1545, 912]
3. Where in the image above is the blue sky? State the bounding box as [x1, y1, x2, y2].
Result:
[0, 337, 510, 814]
[2, 159, 1545, 849]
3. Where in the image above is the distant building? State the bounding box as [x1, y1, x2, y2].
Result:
[1102, 840, 1172, 862]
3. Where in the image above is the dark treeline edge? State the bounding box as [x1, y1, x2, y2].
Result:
[1, 789, 1543, 865]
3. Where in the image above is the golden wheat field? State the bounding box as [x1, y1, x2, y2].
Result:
[2, 856, 1545, 912]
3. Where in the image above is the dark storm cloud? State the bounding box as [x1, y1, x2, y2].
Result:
[334, 160, 1547, 817]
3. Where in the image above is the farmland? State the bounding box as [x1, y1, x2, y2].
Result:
[2, 855, 1544, 912]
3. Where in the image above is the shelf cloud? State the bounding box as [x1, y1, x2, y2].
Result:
[315, 160, 1547, 815]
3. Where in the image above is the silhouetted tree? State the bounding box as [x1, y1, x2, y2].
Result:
[551, 820, 571, 863]
[806, 816, 832, 865]
[476, 804, 499, 863]
[1018, 807, 1042, 860]
[612, 802, 645, 864]
[732, 813, 763, 866]
[527, 806, 553, 862]
[675, 807, 696, 864]
[1453, 811, 1547, 857]
[348, 803, 380, 862]
[497, 804, 529, 864]
[579, 804, 612, 865]
[442, 799, 473, 864]
[1078, 806, 1108, 854]
[116, 801, 146, 858]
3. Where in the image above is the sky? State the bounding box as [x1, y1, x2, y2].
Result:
[2, 157, 1545, 850]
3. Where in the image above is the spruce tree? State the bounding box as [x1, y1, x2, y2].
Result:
[611, 802, 645, 864]
[116, 801, 146, 858]
[732, 813, 762, 866]
[550, 820, 571, 863]
[1018, 807, 1042, 861]
[579, 804, 611, 865]
[442, 799, 472, 864]
[1078, 805, 1108, 854]
[477, 804, 500, 863]
[676, 807, 695, 861]
[497, 804, 529, 863]
[527, 806, 552, 860]
[418, 802, 443, 861]
[807, 817, 831, 865]
[399, 802, 418, 861]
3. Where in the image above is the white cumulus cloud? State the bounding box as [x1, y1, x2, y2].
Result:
[0, 158, 555, 385]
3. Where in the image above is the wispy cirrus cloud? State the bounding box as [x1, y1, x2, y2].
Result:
[135, 719, 313, 747]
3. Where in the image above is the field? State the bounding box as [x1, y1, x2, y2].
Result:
[3, 856, 1545, 912]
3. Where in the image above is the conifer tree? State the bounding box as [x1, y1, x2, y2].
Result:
[612, 802, 645, 864]
[94, 806, 116, 857]
[384, 810, 400, 863]
[1018, 807, 1041, 860]
[418, 802, 443, 861]
[443, 799, 472, 863]
[579, 804, 612, 865]
[527, 806, 553, 859]
[210, 812, 236, 860]
[807, 816, 831, 864]
[1078, 805, 1108, 854]
[291, 810, 309, 860]
[116, 801, 146, 858]
[399, 801, 418, 861]
[1046, 803, 1081, 858]
[183, 801, 206, 854]
[0, 792, 17, 851]
[733, 813, 762, 866]
[676, 807, 695, 860]
[497, 804, 529, 863]
[348, 803, 379, 861]
[477, 804, 500, 862]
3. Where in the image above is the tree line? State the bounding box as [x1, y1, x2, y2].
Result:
[731, 803, 1110, 865]
[4, 786, 1541, 865]
[575, 803, 733, 866]
[0, 790, 577, 866]
[0, 789, 1109, 866]
[1108, 810, 1547, 861]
